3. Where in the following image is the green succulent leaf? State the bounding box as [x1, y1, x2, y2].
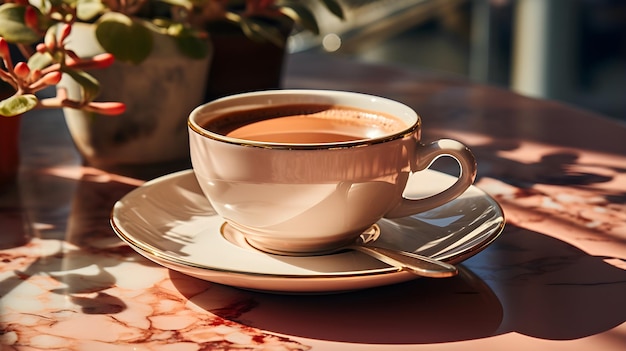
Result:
[319, 0, 345, 20]
[27, 52, 54, 71]
[157, 0, 194, 11]
[167, 25, 209, 59]
[279, 4, 320, 35]
[239, 18, 286, 47]
[0, 94, 38, 117]
[175, 34, 209, 59]
[0, 4, 41, 44]
[95, 13, 153, 65]
[63, 69, 101, 104]
[76, 0, 106, 21]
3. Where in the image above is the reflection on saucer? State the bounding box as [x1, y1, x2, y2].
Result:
[111, 170, 505, 293]
[220, 221, 382, 256]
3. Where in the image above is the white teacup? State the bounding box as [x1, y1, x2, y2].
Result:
[188, 90, 476, 255]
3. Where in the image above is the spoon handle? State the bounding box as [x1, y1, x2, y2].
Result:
[351, 245, 458, 278]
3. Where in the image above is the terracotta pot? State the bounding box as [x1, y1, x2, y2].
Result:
[204, 19, 292, 102]
[0, 116, 21, 188]
[0, 82, 21, 189]
[58, 23, 212, 174]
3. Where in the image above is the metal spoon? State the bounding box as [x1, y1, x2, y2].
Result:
[228, 220, 457, 277]
[348, 244, 458, 278]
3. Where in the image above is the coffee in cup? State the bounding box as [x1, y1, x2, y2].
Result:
[188, 90, 476, 255]
[205, 104, 405, 143]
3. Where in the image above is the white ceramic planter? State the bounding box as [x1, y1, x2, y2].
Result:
[59, 23, 212, 171]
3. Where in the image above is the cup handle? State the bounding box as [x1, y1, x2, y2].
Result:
[384, 139, 477, 218]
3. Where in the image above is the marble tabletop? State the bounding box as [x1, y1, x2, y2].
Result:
[1, 52, 625, 351]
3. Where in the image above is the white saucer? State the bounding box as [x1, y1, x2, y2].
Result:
[111, 170, 504, 293]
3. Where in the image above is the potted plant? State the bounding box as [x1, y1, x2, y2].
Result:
[0, 0, 344, 174]
[0, 0, 213, 173]
[0, 17, 125, 117]
[1, 20, 124, 186]
[194, 0, 345, 100]
[0, 0, 210, 114]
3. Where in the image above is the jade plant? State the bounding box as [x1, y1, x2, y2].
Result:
[0, 0, 211, 117]
[198, 0, 345, 47]
[0, 0, 343, 117]
[0, 26, 125, 117]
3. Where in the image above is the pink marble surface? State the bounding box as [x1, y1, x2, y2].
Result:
[1, 53, 625, 350]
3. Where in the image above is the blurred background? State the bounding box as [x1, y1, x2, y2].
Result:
[291, 0, 626, 122]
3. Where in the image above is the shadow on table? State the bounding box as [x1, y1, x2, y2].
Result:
[245, 266, 502, 344]
[462, 223, 626, 341]
[0, 167, 150, 315]
[176, 266, 503, 344]
[177, 224, 626, 344]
